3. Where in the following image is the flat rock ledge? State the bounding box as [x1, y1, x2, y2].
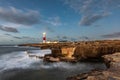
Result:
[43, 54, 78, 62]
[67, 52, 120, 80]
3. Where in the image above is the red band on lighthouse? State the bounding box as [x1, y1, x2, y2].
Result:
[43, 32, 46, 43]
[43, 37, 46, 40]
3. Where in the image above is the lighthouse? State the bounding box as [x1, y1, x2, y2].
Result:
[43, 32, 46, 43]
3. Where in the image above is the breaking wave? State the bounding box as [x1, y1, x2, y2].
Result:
[0, 49, 106, 73]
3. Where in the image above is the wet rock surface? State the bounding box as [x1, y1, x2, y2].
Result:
[67, 53, 120, 80]
[43, 54, 78, 62]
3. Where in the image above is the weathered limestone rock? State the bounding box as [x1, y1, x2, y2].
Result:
[44, 46, 76, 62]
[43, 54, 60, 62]
[51, 48, 62, 57]
[20, 40, 120, 61]
[61, 47, 76, 58]
[67, 70, 109, 80]
[73, 44, 120, 60]
[60, 57, 77, 62]
[67, 52, 120, 80]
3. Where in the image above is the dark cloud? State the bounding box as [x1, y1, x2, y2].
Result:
[56, 36, 60, 39]
[22, 36, 39, 40]
[102, 32, 120, 38]
[80, 13, 108, 26]
[0, 7, 40, 25]
[70, 38, 77, 41]
[4, 34, 22, 39]
[78, 36, 89, 40]
[13, 36, 36, 39]
[62, 36, 68, 39]
[4, 33, 12, 36]
[54, 36, 69, 41]
[4, 34, 33, 39]
[22, 36, 31, 39]
[13, 36, 22, 39]
[0, 25, 19, 33]
[65, 0, 120, 26]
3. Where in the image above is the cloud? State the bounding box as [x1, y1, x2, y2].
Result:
[10, 40, 14, 42]
[4, 33, 21, 39]
[62, 36, 68, 39]
[82, 36, 89, 40]
[70, 38, 77, 41]
[64, 0, 120, 26]
[0, 25, 19, 33]
[4, 33, 12, 36]
[102, 32, 120, 38]
[44, 16, 62, 26]
[45, 26, 54, 33]
[56, 36, 60, 39]
[0, 6, 40, 25]
[13, 36, 22, 39]
[22, 36, 39, 40]
[54, 36, 70, 41]
[13, 36, 38, 40]
[80, 13, 108, 26]
[79, 36, 90, 40]
[4, 33, 39, 40]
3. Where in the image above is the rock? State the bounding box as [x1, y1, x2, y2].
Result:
[60, 57, 78, 62]
[61, 47, 76, 58]
[20, 40, 120, 62]
[51, 48, 62, 57]
[43, 55, 60, 62]
[67, 52, 120, 80]
[103, 53, 120, 71]
[44, 55, 77, 62]
[35, 56, 44, 59]
[73, 43, 120, 60]
[49, 57, 60, 62]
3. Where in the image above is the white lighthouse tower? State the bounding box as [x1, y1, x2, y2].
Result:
[43, 32, 46, 43]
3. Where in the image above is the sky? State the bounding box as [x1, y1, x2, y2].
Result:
[0, 0, 120, 44]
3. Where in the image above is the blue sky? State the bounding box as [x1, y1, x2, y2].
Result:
[0, 0, 120, 44]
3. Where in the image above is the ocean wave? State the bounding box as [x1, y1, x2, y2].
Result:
[0, 49, 106, 73]
[0, 49, 51, 72]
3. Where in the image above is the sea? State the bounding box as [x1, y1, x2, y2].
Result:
[0, 45, 106, 80]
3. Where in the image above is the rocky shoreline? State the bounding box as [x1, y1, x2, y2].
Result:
[67, 52, 120, 80]
[42, 40, 120, 63]
[19, 40, 120, 80]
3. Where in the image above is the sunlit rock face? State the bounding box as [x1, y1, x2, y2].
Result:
[61, 47, 76, 58]
[44, 47, 76, 62]
[51, 47, 76, 58]
[73, 41, 120, 60]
